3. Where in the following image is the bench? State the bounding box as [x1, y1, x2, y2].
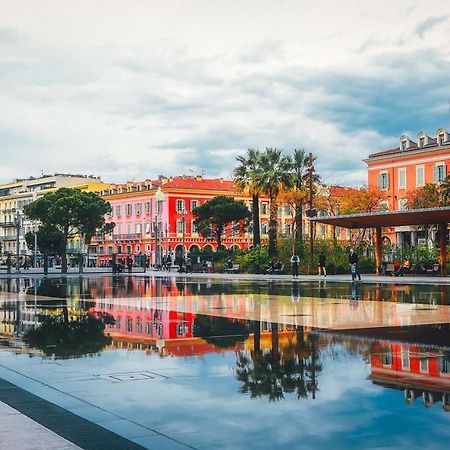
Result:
[224, 264, 240, 273]
[384, 263, 395, 275]
[425, 263, 440, 276]
[266, 264, 285, 274]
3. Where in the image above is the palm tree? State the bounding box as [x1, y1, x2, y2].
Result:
[254, 148, 292, 257]
[233, 149, 262, 246]
[288, 149, 318, 244]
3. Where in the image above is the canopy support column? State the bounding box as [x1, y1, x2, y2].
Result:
[375, 226, 382, 275]
[439, 223, 447, 276]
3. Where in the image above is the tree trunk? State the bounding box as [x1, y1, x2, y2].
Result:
[295, 202, 303, 244]
[61, 236, 68, 274]
[252, 194, 260, 246]
[268, 195, 278, 258]
[216, 225, 222, 250]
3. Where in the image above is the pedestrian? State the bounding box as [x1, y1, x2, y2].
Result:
[290, 253, 300, 278]
[349, 248, 361, 281]
[127, 255, 133, 274]
[186, 257, 193, 274]
[206, 260, 212, 273]
[318, 251, 326, 277]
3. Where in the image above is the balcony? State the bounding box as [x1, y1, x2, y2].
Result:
[0, 222, 15, 227]
[112, 233, 142, 241]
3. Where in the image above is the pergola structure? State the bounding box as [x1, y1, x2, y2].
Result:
[310, 206, 450, 276]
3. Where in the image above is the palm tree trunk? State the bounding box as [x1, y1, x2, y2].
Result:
[252, 194, 261, 246]
[268, 195, 278, 257]
[295, 203, 303, 244]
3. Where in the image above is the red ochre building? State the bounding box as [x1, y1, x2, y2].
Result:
[93, 175, 350, 265]
[366, 128, 450, 245]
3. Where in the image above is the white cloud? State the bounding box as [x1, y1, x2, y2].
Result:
[0, 0, 449, 185]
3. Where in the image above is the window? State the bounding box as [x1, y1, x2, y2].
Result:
[261, 202, 268, 215]
[125, 204, 132, 215]
[99, 246, 104, 255]
[135, 203, 142, 215]
[126, 223, 131, 234]
[416, 165, 425, 187]
[434, 164, 446, 183]
[439, 133, 445, 146]
[284, 205, 293, 216]
[438, 356, 450, 374]
[176, 220, 185, 234]
[191, 220, 198, 233]
[126, 318, 133, 332]
[176, 199, 185, 212]
[419, 136, 425, 148]
[420, 357, 429, 373]
[261, 222, 268, 234]
[381, 348, 392, 366]
[117, 245, 122, 254]
[146, 322, 152, 335]
[145, 222, 151, 234]
[116, 205, 121, 216]
[401, 140, 407, 151]
[145, 201, 151, 214]
[135, 222, 142, 234]
[117, 224, 122, 234]
[108, 246, 113, 255]
[401, 349, 410, 369]
[378, 172, 389, 190]
[284, 223, 292, 235]
[398, 168, 406, 189]
[156, 200, 163, 214]
[190, 200, 199, 211]
[126, 245, 132, 254]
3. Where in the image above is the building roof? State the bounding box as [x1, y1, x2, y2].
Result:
[160, 176, 235, 191]
[311, 206, 450, 228]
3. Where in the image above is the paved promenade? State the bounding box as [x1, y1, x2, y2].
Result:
[1, 267, 449, 285]
[0, 401, 80, 450]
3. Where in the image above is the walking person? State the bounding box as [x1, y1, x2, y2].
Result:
[318, 251, 326, 277]
[291, 253, 300, 278]
[349, 248, 361, 281]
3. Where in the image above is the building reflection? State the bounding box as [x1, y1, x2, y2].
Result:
[370, 341, 450, 411]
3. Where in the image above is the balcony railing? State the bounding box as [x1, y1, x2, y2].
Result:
[112, 233, 142, 241]
[0, 222, 15, 227]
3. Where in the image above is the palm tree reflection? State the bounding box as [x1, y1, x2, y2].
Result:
[235, 323, 321, 402]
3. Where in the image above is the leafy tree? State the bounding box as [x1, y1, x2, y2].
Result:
[234, 148, 262, 246]
[24, 188, 114, 273]
[406, 183, 445, 209]
[254, 148, 292, 257]
[339, 186, 387, 214]
[192, 195, 250, 248]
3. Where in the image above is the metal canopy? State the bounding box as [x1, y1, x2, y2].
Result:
[310, 206, 450, 229]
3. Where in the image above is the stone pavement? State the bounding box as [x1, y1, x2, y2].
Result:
[0, 401, 80, 450]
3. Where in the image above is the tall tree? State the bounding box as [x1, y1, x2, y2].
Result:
[233, 148, 262, 246]
[287, 149, 318, 244]
[192, 195, 251, 249]
[24, 188, 114, 273]
[339, 186, 387, 214]
[254, 148, 292, 257]
[406, 183, 445, 209]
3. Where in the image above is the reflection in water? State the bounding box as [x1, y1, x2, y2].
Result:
[235, 325, 320, 402]
[0, 276, 450, 414]
[23, 308, 114, 359]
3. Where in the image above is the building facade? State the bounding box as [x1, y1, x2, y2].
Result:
[366, 128, 450, 244]
[0, 174, 111, 263]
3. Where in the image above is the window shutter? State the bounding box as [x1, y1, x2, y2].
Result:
[377, 174, 382, 189]
[385, 174, 389, 189]
[434, 167, 439, 183]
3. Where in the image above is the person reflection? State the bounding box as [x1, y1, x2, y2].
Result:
[319, 281, 327, 299]
[291, 281, 300, 302]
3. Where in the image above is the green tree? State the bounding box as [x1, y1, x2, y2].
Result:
[192, 195, 251, 249]
[254, 148, 292, 258]
[24, 188, 114, 273]
[234, 148, 262, 246]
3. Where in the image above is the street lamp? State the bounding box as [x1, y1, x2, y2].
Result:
[154, 187, 165, 267]
[14, 211, 21, 273]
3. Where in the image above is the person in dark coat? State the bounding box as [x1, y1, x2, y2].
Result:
[349, 248, 361, 281]
[318, 251, 326, 277]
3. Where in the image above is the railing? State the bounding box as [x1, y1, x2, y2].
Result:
[0, 235, 18, 240]
[112, 233, 142, 240]
[0, 222, 15, 227]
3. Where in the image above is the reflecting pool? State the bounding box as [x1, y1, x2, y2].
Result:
[0, 276, 450, 449]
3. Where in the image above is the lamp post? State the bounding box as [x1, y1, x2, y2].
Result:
[181, 208, 186, 265]
[154, 187, 165, 267]
[15, 211, 21, 273]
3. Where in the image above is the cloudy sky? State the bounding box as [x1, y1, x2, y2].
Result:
[1, 0, 449, 186]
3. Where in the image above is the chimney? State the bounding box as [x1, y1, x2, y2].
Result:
[196, 175, 203, 181]
[219, 177, 224, 184]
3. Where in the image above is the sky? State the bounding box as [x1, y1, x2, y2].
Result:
[0, 0, 449, 186]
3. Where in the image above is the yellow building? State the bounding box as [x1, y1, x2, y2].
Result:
[0, 174, 112, 260]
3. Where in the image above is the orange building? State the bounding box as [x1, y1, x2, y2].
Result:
[366, 128, 450, 244]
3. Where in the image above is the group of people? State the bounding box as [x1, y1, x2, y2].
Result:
[288, 248, 362, 281]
